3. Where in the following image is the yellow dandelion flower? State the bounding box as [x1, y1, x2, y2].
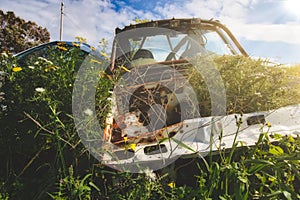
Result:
[266, 122, 271, 128]
[91, 59, 102, 64]
[128, 143, 136, 151]
[168, 182, 175, 188]
[12, 67, 22, 72]
[91, 46, 96, 52]
[100, 51, 109, 59]
[75, 36, 87, 43]
[72, 42, 80, 47]
[123, 136, 128, 143]
[121, 65, 131, 72]
[57, 45, 68, 51]
[99, 71, 106, 78]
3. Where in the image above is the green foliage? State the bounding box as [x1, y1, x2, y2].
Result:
[189, 55, 300, 116]
[0, 48, 299, 199]
[0, 10, 50, 54]
[190, 120, 300, 200]
[0, 42, 106, 199]
[48, 165, 98, 200]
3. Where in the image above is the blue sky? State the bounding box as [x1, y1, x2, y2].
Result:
[1, 0, 300, 64]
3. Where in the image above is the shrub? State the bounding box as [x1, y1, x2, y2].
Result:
[189, 55, 300, 116]
[0, 43, 106, 199]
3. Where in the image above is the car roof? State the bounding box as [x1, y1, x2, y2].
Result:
[116, 18, 222, 33]
[14, 41, 93, 58]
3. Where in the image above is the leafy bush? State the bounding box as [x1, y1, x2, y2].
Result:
[189, 55, 300, 116]
[0, 43, 105, 199]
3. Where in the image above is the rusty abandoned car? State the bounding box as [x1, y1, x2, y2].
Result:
[97, 18, 300, 172]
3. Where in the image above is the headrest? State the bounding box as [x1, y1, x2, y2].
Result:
[133, 49, 154, 60]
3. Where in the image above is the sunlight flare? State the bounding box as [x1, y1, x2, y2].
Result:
[284, 0, 300, 17]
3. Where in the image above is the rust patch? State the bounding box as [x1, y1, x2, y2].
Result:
[110, 121, 183, 146]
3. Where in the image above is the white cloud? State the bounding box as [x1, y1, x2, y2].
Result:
[154, 0, 300, 45]
[2, 0, 299, 45]
[0, 0, 157, 46]
[155, 0, 255, 19]
[222, 18, 300, 45]
[1, 0, 300, 63]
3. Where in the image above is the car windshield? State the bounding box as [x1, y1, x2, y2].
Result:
[115, 25, 241, 63]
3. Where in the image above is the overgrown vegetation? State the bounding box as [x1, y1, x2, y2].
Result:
[189, 55, 300, 116]
[0, 44, 299, 199]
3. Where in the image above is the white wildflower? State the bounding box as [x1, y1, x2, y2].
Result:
[37, 57, 53, 65]
[142, 168, 156, 181]
[28, 66, 35, 69]
[35, 87, 45, 93]
[84, 108, 93, 116]
[1, 52, 8, 58]
[38, 57, 47, 61]
[46, 60, 53, 65]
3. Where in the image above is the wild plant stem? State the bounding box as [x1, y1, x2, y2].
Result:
[225, 117, 242, 196]
[228, 119, 242, 164]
